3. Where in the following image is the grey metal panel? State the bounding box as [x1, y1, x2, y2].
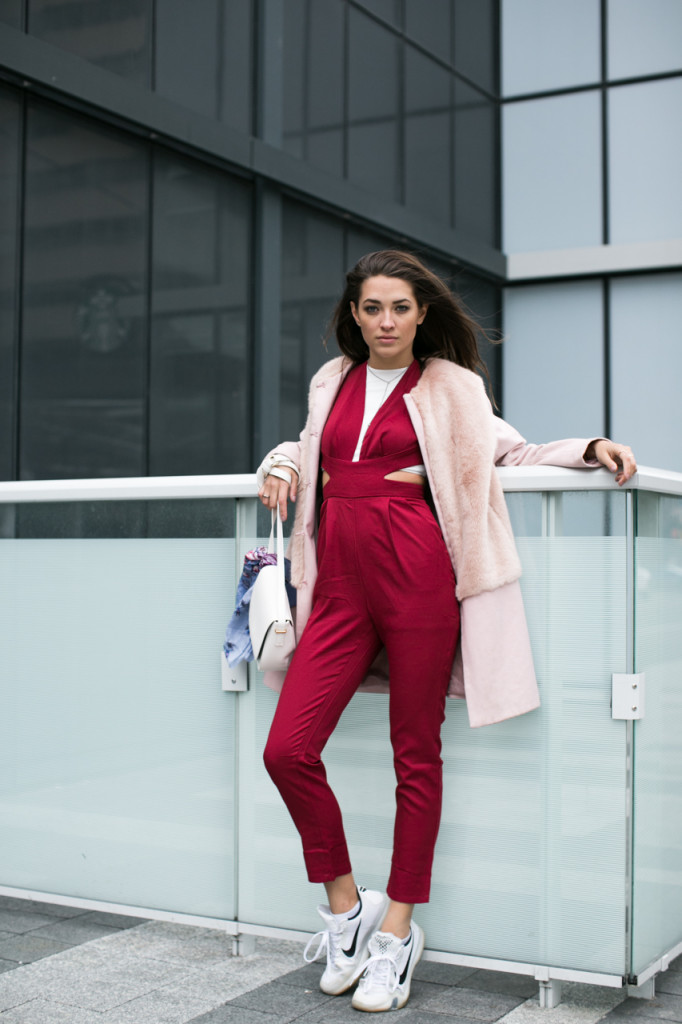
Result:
[0, 25, 507, 280]
[0, 25, 252, 166]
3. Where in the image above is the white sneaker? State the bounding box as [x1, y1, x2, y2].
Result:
[351, 922, 425, 1012]
[303, 887, 389, 996]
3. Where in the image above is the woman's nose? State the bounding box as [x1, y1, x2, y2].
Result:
[380, 310, 395, 328]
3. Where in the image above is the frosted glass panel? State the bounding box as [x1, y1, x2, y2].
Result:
[502, 0, 600, 95]
[609, 79, 682, 244]
[632, 492, 682, 974]
[0, 505, 237, 917]
[503, 93, 602, 252]
[610, 274, 682, 474]
[503, 281, 604, 440]
[608, 0, 682, 78]
[238, 494, 629, 974]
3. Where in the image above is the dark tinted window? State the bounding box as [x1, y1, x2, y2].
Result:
[150, 150, 252, 474]
[347, 6, 400, 201]
[155, 0, 253, 134]
[0, 89, 21, 480]
[20, 100, 148, 479]
[28, 0, 152, 85]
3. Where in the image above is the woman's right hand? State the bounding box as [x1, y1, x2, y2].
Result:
[258, 470, 298, 522]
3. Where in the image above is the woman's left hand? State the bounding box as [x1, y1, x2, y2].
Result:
[588, 440, 638, 486]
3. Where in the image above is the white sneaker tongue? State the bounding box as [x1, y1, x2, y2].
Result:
[374, 934, 397, 955]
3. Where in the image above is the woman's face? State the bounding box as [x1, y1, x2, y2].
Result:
[350, 275, 427, 369]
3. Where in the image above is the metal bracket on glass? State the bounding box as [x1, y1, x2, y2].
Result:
[221, 651, 249, 692]
[535, 968, 562, 1009]
[611, 673, 645, 720]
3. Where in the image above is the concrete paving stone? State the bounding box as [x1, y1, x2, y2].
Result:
[459, 970, 539, 999]
[0, 944, 187, 1013]
[223, 975, 333, 1016]
[0, 910, 63, 935]
[414, 961, 477, 986]
[87, 920, 235, 966]
[0, 997, 104, 1023]
[605, 993, 682, 1021]
[668, 958, 682, 975]
[93, 937, 304, 1024]
[0, 897, 83, 919]
[276, 962, 325, 989]
[0, 958, 19, 975]
[30, 917, 121, 944]
[0, 933, 74, 965]
[657, 974, 682, 997]
[76, 910, 149, 929]
[189, 1006, 294, 1024]
[497, 983, 627, 1024]
[421, 984, 524, 1020]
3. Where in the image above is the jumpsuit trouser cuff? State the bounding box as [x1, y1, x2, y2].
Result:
[303, 842, 353, 884]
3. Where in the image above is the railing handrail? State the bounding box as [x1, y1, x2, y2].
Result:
[0, 465, 680, 504]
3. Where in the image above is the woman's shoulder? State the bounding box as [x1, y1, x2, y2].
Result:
[418, 357, 485, 393]
[307, 356, 353, 397]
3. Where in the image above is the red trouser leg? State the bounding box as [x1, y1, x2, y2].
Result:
[263, 580, 382, 883]
[263, 495, 460, 902]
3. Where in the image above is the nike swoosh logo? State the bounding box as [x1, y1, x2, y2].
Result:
[399, 936, 413, 985]
[342, 921, 361, 958]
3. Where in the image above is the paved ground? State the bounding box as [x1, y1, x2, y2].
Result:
[0, 894, 680, 1023]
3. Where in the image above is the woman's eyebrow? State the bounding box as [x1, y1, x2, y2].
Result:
[362, 297, 412, 304]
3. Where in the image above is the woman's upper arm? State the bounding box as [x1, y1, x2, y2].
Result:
[494, 417, 605, 469]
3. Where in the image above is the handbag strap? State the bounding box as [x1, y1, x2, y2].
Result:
[268, 507, 289, 621]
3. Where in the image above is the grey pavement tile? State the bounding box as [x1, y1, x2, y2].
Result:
[458, 970, 539, 999]
[277, 962, 325, 989]
[0, 910, 63, 935]
[225, 975, 333, 1016]
[0, 998, 103, 1023]
[77, 910, 149, 929]
[0, 958, 19, 975]
[658, 974, 682, 997]
[189, 1007, 294, 1024]
[0, 933, 74, 965]
[498, 982, 627, 1024]
[605, 993, 682, 1021]
[90, 919, 234, 966]
[30, 917, 121, 944]
[421, 984, 524, 1020]
[414, 960, 476, 986]
[669, 958, 682, 975]
[0, 944, 187, 1013]
[95, 937, 304, 1024]
[0, 897, 83, 919]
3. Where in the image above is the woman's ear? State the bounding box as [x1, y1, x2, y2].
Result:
[418, 305, 428, 324]
[350, 301, 360, 326]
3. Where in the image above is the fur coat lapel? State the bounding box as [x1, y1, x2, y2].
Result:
[407, 359, 522, 600]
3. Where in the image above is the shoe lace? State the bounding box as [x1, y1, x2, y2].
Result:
[303, 926, 341, 966]
[359, 949, 399, 993]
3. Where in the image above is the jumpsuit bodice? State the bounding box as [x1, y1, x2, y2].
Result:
[321, 359, 424, 499]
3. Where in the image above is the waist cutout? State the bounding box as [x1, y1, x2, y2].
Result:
[322, 450, 426, 499]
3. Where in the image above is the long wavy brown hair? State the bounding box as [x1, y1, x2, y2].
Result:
[328, 249, 495, 390]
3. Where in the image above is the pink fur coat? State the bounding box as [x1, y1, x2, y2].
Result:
[262, 356, 603, 727]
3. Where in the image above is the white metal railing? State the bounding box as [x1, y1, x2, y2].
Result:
[0, 465, 680, 503]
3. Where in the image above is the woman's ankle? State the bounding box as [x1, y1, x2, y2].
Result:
[324, 873, 358, 915]
[380, 900, 414, 939]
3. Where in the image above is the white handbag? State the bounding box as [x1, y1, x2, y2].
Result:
[249, 507, 297, 672]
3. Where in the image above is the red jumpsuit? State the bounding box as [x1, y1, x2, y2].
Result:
[263, 359, 461, 903]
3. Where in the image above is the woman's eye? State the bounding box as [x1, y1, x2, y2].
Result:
[395, 305, 409, 313]
[364, 306, 379, 314]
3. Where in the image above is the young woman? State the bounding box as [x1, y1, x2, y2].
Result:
[257, 250, 636, 1013]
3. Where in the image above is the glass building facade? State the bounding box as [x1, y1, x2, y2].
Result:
[0, 0, 679, 480]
